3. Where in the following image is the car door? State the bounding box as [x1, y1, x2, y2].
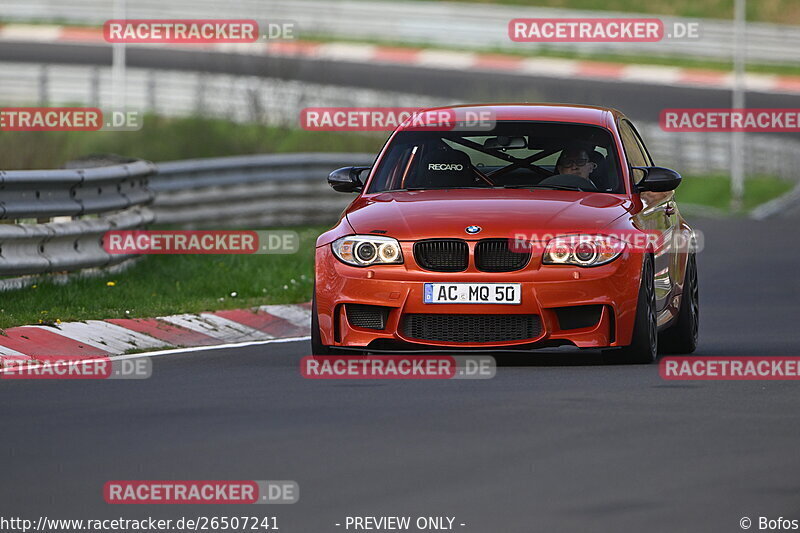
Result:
[620, 119, 677, 320]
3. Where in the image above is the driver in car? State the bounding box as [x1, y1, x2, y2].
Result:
[555, 143, 598, 184]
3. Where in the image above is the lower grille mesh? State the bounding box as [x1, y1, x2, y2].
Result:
[346, 304, 389, 330]
[401, 314, 541, 343]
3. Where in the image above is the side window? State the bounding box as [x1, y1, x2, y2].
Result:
[619, 120, 649, 184]
[628, 121, 654, 166]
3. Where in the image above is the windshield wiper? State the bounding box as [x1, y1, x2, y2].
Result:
[502, 184, 587, 191]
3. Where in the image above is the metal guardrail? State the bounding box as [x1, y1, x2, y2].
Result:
[150, 153, 374, 227]
[0, 207, 153, 277]
[0, 153, 372, 287]
[0, 160, 155, 220]
[0, 160, 156, 281]
[0, 0, 799, 64]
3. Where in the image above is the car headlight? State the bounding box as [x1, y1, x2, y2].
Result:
[542, 234, 625, 267]
[332, 235, 404, 267]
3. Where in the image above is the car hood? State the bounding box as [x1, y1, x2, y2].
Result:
[346, 189, 633, 240]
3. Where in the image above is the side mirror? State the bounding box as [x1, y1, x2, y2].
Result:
[633, 166, 682, 192]
[328, 166, 370, 193]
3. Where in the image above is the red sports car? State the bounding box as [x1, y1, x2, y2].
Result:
[312, 104, 698, 363]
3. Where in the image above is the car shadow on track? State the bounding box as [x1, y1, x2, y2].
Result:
[344, 346, 668, 367]
[488, 348, 652, 367]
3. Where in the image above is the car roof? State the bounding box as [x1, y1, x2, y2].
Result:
[397, 103, 625, 130]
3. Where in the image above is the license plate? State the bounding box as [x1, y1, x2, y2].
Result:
[423, 283, 521, 304]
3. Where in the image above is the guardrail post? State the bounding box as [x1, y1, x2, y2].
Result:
[195, 72, 206, 115]
[147, 70, 157, 113]
[90, 66, 101, 107]
[38, 65, 49, 105]
[247, 83, 263, 123]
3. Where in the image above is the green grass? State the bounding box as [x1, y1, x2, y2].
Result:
[407, 0, 800, 25]
[676, 174, 794, 211]
[0, 115, 383, 170]
[0, 226, 323, 330]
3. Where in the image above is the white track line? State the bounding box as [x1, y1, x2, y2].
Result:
[115, 335, 310, 360]
[0, 336, 311, 374]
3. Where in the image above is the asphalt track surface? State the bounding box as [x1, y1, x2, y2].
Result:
[4, 41, 800, 132]
[2, 214, 800, 533]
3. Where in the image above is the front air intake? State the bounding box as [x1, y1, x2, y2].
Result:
[401, 314, 541, 343]
[346, 304, 390, 330]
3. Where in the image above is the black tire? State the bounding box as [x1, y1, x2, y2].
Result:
[610, 255, 657, 364]
[311, 291, 335, 355]
[311, 290, 363, 356]
[658, 254, 699, 354]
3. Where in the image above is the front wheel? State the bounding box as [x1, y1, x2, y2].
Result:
[608, 256, 657, 364]
[311, 291, 335, 355]
[659, 254, 699, 354]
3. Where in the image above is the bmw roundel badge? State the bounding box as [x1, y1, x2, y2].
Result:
[465, 225, 482, 234]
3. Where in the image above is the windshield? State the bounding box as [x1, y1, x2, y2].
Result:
[367, 121, 623, 194]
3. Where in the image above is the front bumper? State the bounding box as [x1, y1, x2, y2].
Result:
[314, 244, 643, 350]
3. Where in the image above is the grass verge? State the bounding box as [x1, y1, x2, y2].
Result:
[0, 226, 322, 330]
[406, 0, 800, 25]
[676, 175, 794, 211]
